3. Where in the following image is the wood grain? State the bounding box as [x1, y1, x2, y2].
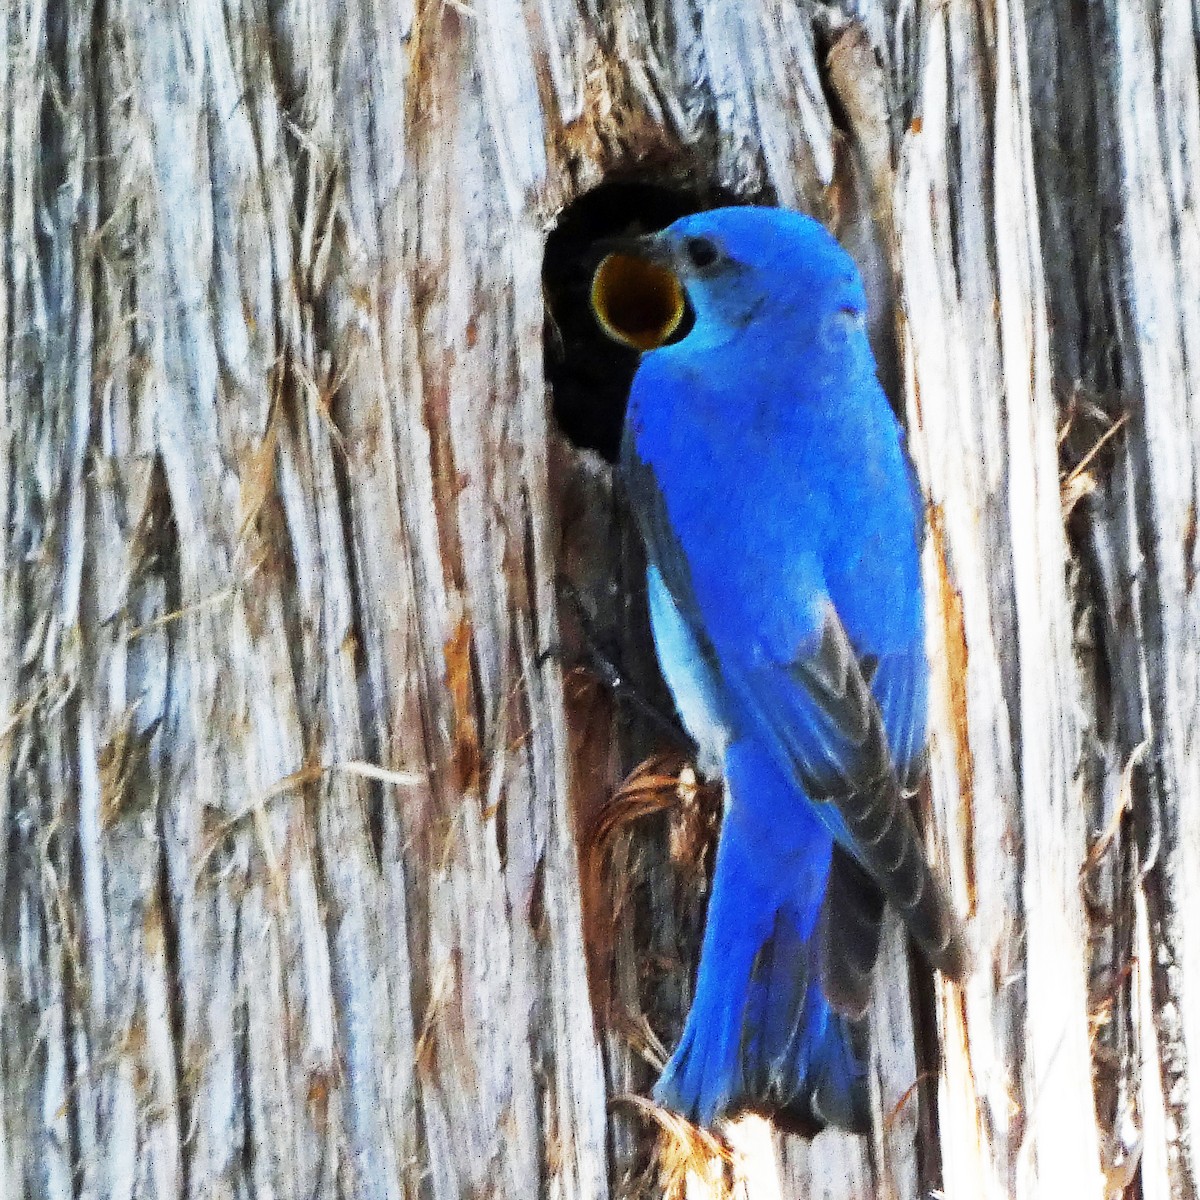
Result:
[1, 1, 1197, 1197]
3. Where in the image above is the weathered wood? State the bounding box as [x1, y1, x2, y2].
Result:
[1027, 2, 1200, 1196]
[3, 1, 1198, 1198]
[896, 0, 1101, 1189]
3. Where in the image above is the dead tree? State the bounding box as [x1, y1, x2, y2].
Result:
[2, 1, 1197, 1197]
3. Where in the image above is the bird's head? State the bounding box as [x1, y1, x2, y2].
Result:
[591, 206, 868, 352]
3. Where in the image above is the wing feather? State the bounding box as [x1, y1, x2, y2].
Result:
[733, 607, 967, 979]
[620, 434, 966, 981]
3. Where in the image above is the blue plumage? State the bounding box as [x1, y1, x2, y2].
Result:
[609, 207, 967, 1132]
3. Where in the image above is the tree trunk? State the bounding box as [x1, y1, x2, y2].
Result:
[2, 1, 1197, 1198]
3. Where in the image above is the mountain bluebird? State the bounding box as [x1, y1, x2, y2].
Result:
[590, 206, 967, 1132]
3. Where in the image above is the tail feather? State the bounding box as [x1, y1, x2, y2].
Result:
[745, 908, 868, 1132]
[765, 982, 867, 1135]
[818, 846, 886, 1018]
[745, 910, 811, 1092]
[655, 896, 868, 1133]
[797, 1000, 869, 1133]
[654, 741, 868, 1133]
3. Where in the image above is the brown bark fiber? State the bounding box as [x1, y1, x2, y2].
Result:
[2, 1, 1198, 1197]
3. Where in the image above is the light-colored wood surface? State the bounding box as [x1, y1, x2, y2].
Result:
[2, 1, 1196, 1197]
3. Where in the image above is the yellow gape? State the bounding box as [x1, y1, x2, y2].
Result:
[590, 253, 686, 351]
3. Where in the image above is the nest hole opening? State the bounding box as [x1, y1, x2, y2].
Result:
[542, 180, 738, 461]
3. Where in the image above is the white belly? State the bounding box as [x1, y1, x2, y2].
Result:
[646, 564, 729, 778]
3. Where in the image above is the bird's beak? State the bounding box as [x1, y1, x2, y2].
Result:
[590, 233, 686, 352]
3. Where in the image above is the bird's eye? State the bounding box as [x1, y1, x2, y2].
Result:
[683, 236, 720, 269]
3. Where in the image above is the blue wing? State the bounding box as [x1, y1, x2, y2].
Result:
[870, 646, 928, 789]
[721, 603, 965, 978]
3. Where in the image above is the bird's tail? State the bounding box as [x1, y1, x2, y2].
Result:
[654, 743, 869, 1133]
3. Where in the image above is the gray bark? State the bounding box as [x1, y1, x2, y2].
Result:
[1, 1, 1196, 1198]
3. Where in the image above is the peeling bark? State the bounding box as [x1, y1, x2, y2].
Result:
[2, 1, 1198, 1198]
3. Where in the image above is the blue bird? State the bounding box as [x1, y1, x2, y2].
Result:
[589, 207, 968, 1133]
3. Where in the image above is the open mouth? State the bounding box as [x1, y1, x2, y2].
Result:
[590, 252, 686, 351]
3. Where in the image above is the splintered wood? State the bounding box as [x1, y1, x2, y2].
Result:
[1, 1, 1197, 1199]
